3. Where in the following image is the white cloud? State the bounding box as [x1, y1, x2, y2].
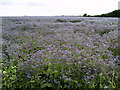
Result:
[0, 0, 119, 16]
[0, 0, 44, 6]
[0, 0, 14, 5]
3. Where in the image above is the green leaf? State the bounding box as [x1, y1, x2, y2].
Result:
[30, 80, 35, 83]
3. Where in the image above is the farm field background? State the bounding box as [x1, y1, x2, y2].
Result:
[1, 16, 119, 88]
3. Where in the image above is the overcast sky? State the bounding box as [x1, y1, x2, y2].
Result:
[0, 0, 119, 16]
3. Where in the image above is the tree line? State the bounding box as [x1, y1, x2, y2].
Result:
[83, 9, 120, 17]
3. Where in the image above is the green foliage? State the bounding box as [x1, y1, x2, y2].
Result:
[108, 47, 120, 56]
[56, 19, 67, 22]
[83, 13, 88, 17]
[94, 9, 120, 17]
[98, 29, 111, 36]
[69, 20, 82, 23]
[56, 19, 82, 23]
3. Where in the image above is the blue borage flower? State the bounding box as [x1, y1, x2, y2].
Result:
[2, 17, 118, 88]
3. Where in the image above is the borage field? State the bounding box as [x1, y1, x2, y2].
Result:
[2, 16, 119, 89]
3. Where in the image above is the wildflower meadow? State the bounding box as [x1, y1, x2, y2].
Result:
[2, 16, 119, 89]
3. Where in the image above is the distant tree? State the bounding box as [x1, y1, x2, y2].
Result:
[83, 13, 87, 17]
[93, 9, 120, 17]
[87, 15, 91, 17]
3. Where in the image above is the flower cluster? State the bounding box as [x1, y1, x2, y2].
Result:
[2, 16, 118, 88]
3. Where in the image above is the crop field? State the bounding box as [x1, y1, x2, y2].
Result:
[1, 16, 119, 89]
